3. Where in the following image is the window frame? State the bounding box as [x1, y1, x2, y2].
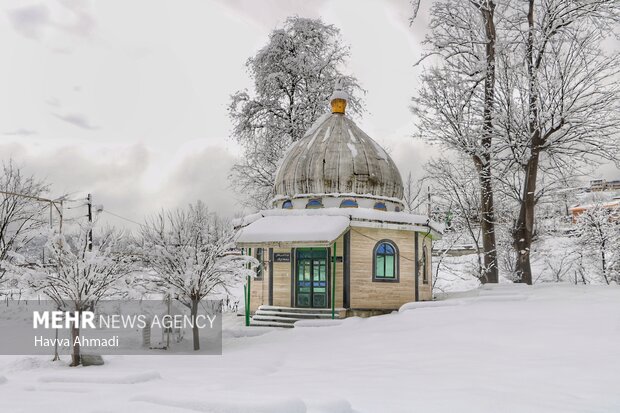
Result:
[372, 240, 400, 283]
[340, 198, 358, 208]
[373, 202, 387, 211]
[305, 198, 323, 209]
[255, 248, 264, 280]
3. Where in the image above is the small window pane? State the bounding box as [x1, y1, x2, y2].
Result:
[377, 243, 386, 254]
[306, 198, 323, 209]
[385, 256, 395, 278]
[340, 199, 358, 208]
[376, 255, 385, 277]
[374, 202, 387, 211]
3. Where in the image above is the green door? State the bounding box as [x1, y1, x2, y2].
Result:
[296, 249, 328, 308]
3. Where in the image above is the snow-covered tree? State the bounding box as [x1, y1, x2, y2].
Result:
[574, 204, 620, 285]
[0, 160, 48, 289]
[229, 16, 364, 209]
[402, 172, 425, 215]
[425, 157, 486, 280]
[29, 226, 134, 366]
[412, 0, 500, 284]
[138, 201, 256, 350]
[496, 0, 620, 285]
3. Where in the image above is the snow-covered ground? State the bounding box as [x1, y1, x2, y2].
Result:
[1, 283, 619, 412]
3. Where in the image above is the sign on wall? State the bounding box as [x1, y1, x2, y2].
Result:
[273, 253, 291, 263]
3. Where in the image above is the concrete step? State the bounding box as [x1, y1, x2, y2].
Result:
[255, 310, 337, 319]
[249, 319, 295, 328]
[257, 305, 346, 317]
[251, 315, 298, 323]
[250, 305, 346, 328]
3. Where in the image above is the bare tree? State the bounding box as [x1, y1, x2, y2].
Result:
[425, 157, 486, 280]
[229, 17, 364, 210]
[0, 160, 48, 287]
[29, 225, 134, 366]
[412, 0, 500, 283]
[138, 201, 255, 350]
[496, 0, 620, 284]
[402, 172, 425, 214]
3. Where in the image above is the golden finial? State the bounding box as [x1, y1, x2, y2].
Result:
[330, 78, 348, 114]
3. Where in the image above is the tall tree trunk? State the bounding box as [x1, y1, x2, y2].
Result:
[70, 310, 81, 367]
[475, 157, 498, 283]
[600, 234, 609, 285]
[191, 297, 200, 351]
[513, 0, 538, 285]
[513, 151, 539, 285]
[476, 1, 499, 284]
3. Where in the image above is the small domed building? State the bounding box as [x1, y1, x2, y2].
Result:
[235, 84, 442, 326]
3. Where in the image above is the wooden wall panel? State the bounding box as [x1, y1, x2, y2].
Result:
[332, 236, 344, 308]
[349, 227, 417, 310]
[272, 248, 292, 307]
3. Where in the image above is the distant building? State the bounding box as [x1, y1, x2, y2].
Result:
[569, 197, 620, 223]
[589, 179, 620, 192]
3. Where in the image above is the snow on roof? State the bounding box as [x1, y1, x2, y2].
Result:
[569, 199, 620, 212]
[274, 115, 404, 202]
[302, 113, 331, 139]
[235, 215, 350, 247]
[234, 208, 444, 237]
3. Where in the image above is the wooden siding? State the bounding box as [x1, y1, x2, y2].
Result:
[272, 248, 292, 308]
[349, 227, 419, 310]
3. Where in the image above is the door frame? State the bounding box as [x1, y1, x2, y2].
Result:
[293, 247, 331, 308]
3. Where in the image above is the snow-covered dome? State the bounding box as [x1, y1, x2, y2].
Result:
[273, 84, 404, 211]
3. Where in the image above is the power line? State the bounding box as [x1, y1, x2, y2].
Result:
[349, 227, 423, 264]
[102, 209, 145, 227]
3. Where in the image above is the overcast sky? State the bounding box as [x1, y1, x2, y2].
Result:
[1, 0, 617, 228]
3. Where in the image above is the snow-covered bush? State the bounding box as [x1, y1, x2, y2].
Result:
[573, 204, 620, 285]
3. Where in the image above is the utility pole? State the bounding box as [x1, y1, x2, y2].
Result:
[427, 186, 432, 217]
[87, 194, 93, 252]
[0, 191, 63, 233]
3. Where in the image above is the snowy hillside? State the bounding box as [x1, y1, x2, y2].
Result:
[1, 283, 619, 413]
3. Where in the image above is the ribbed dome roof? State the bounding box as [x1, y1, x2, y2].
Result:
[274, 113, 404, 201]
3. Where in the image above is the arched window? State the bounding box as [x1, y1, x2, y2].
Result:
[373, 202, 387, 211]
[282, 200, 293, 209]
[340, 199, 358, 208]
[373, 240, 399, 282]
[422, 246, 428, 284]
[305, 198, 323, 209]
